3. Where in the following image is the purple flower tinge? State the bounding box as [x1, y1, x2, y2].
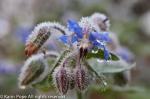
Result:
[67, 20, 83, 39]
[59, 19, 111, 60]
[59, 20, 111, 45]
[59, 20, 82, 44]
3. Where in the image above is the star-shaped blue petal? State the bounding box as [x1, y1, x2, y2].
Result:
[59, 35, 68, 44]
[93, 40, 103, 48]
[103, 46, 110, 61]
[59, 35, 78, 44]
[97, 32, 111, 42]
[67, 20, 83, 39]
[89, 32, 98, 41]
[89, 32, 111, 43]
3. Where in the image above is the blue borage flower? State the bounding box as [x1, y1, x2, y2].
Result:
[59, 20, 82, 44]
[59, 19, 111, 60]
[68, 20, 83, 39]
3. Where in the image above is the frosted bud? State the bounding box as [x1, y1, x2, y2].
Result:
[74, 66, 89, 91]
[25, 22, 67, 56]
[18, 53, 49, 89]
[53, 66, 70, 94]
[90, 12, 110, 31]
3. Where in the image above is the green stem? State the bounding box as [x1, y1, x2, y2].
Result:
[76, 90, 83, 99]
[49, 49, 71, 75]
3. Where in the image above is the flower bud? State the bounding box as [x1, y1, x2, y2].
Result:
[74, 66, 89, 91]
[25, 25, 51, 57]
[90, 12, 110, 31]
[53, 66, 70, 94]
[25, 22, 67, 56]
[18, 53, 49, 89]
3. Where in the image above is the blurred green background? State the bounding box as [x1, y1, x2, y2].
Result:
[0, 0, 150, 99]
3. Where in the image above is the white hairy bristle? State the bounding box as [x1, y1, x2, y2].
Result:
[26, 22, 68, 45]
[52, 66, 70, 94]
[79, 16, 101, 33]
[79, 17, 95, 33]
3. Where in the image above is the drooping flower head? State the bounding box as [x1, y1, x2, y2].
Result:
[59, 17, 111, 60]
[25, 22, 67, 57]
[90, 12, 110, 31]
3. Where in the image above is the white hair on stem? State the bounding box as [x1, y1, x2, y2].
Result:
[26, 22, 68, 46]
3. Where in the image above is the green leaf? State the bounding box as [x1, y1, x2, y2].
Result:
[110, 53, 119, 61]
[87, 58, 136, 73]
[86, 48, 119, 61]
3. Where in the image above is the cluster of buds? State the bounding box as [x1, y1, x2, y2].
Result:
[19, 12, 111, 93]
[19, 12, 135, 95]
[52, 52, 89, 94]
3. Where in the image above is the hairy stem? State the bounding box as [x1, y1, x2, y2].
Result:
[44, 51, 59, 58]
[49, 49, 71, 75]
[76, 90, 83, 99]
